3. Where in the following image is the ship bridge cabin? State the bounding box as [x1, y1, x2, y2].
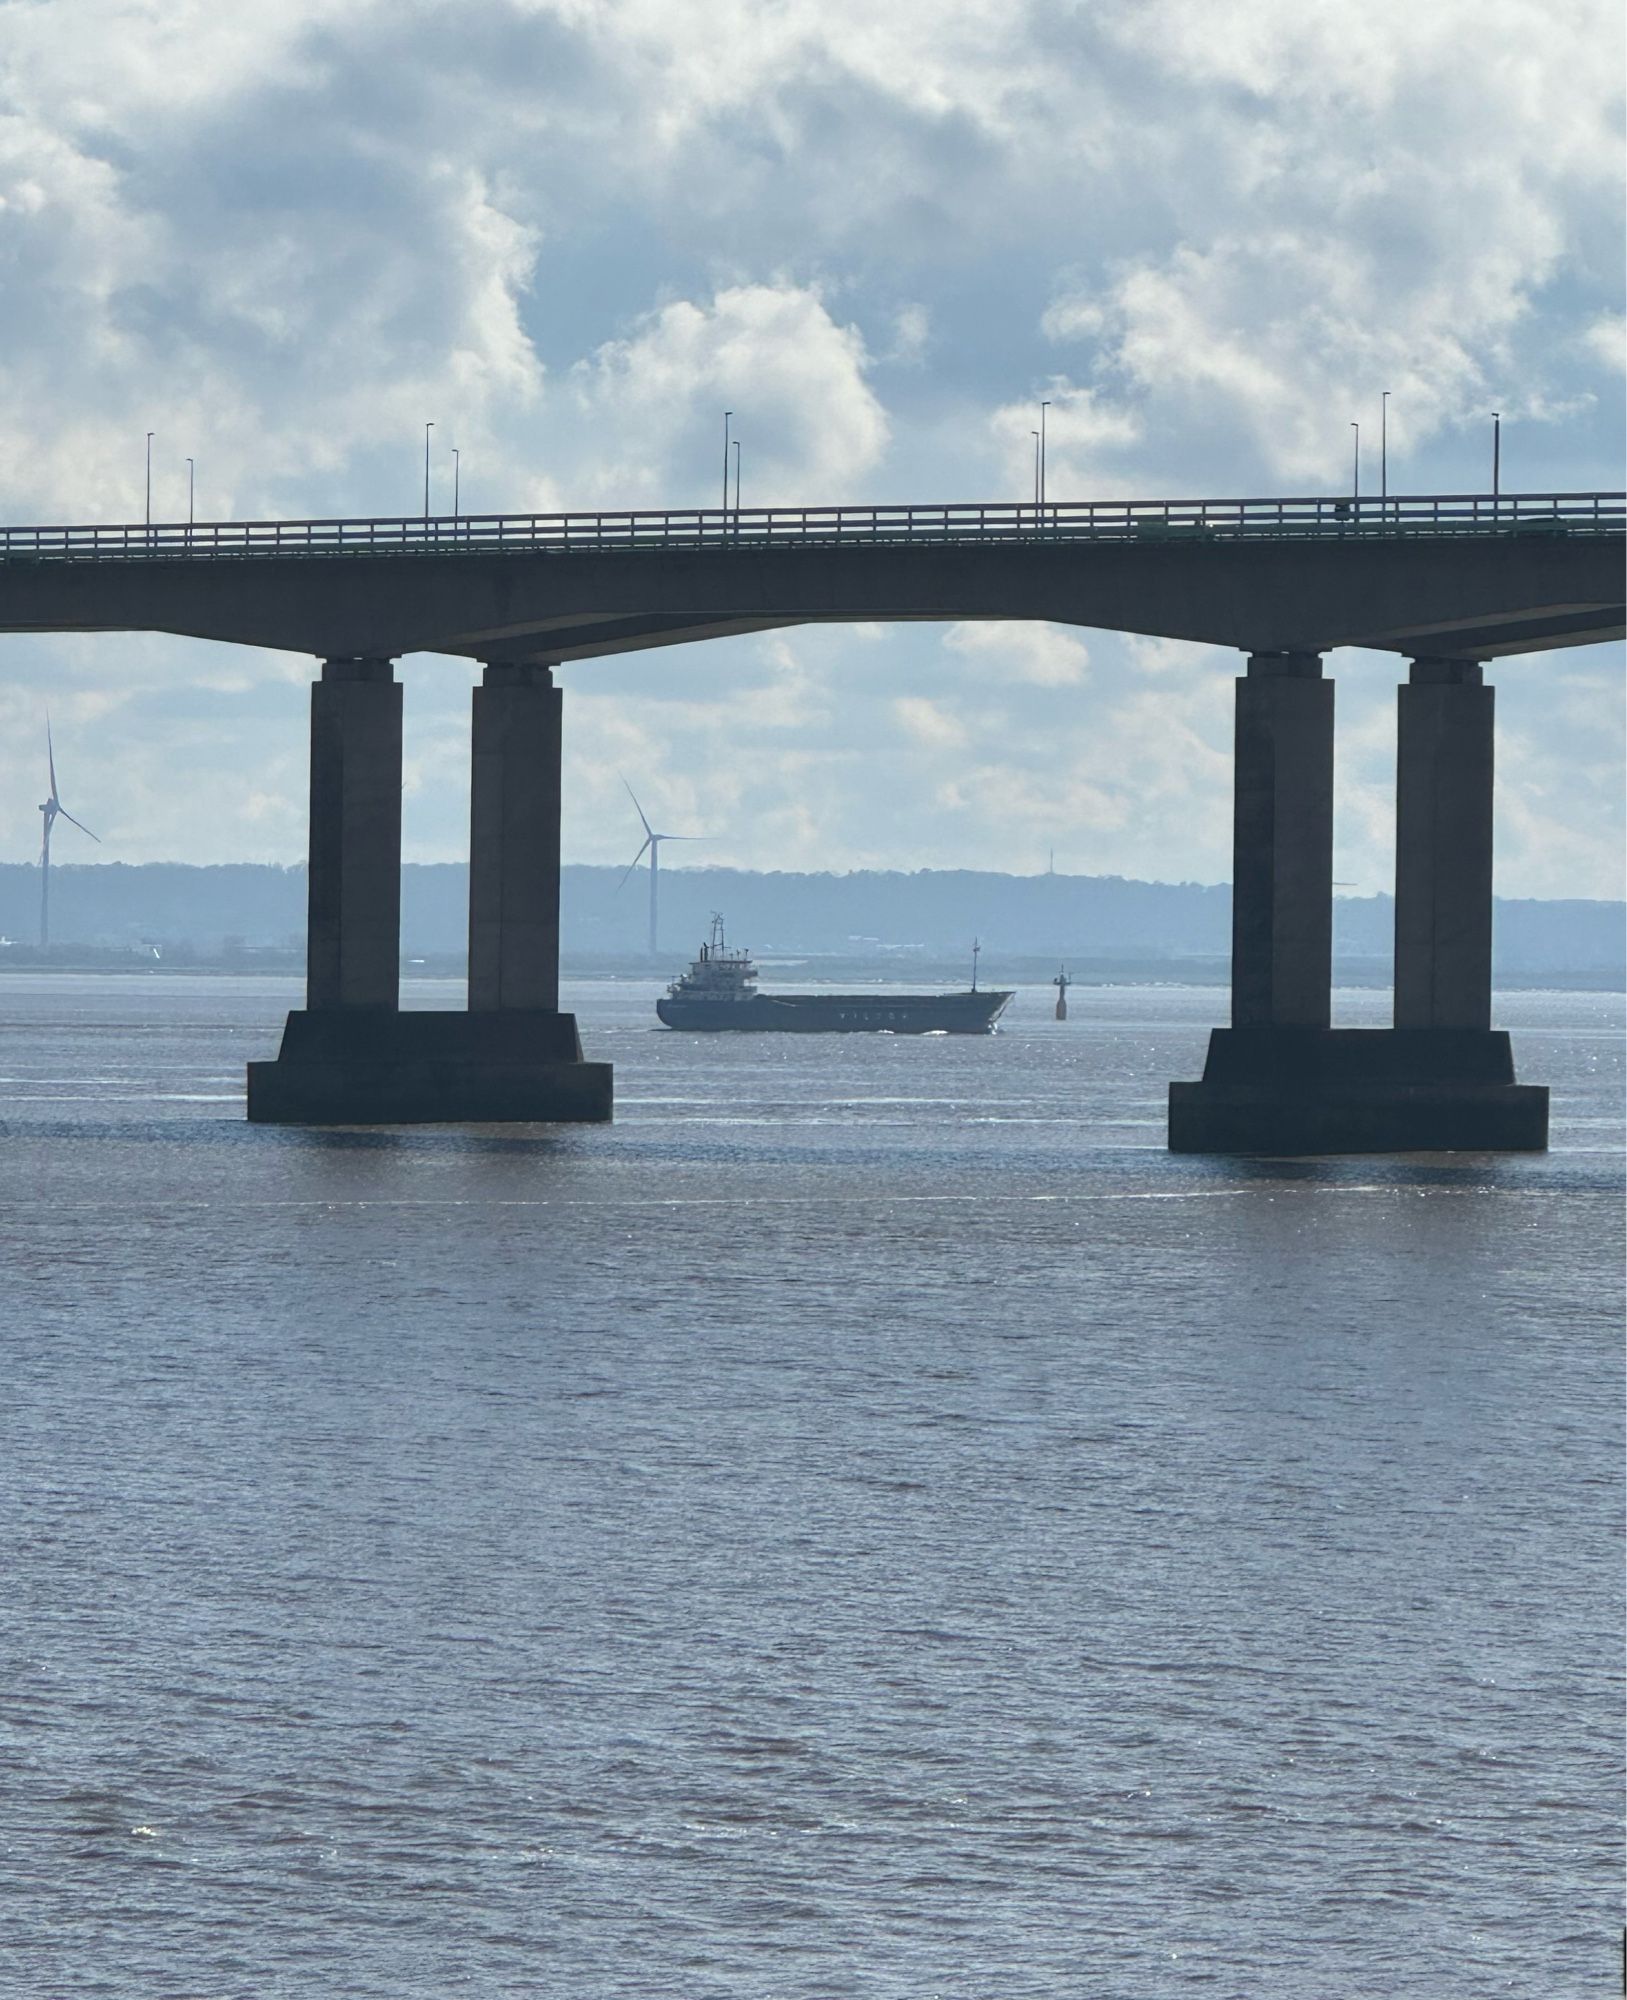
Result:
[668, 916, 758, 1001]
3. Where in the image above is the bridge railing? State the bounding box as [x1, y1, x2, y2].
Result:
[0, 492, 1621, 562]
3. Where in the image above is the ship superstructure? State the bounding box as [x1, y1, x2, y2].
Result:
[662, 915, 761, 1008]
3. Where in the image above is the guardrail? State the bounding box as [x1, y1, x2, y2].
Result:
[0, 492, 1621, 563]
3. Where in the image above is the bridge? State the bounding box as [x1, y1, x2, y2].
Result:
[3, 488, 1622, 1151]
[2, 490, 1620, 660]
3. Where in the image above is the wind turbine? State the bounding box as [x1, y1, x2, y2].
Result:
[38, 719, 99, 948]
[619, 781, 705, 957]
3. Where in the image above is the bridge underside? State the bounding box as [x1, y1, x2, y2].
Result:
[0, 532, 1620, 662]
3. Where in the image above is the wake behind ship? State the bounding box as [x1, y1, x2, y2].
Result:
[656, 918, 1012, 1034]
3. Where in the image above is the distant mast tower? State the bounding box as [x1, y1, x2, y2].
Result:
[1053, 966, 1071, 1020]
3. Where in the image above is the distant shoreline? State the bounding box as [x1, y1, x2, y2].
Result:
[1, 955, 1621, 994]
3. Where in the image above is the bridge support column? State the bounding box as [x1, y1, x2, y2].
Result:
[1384, 656, 1545, 1144]
[305, 656, 403, 1010]
[249, 658, 406, 1122]
[1229, 650, 1333, 1029]
[469, 662, 562, 1011]
[248, 657, 610, 1123]
[1169, 651, 1546, 1153]
[1394, 658, 1493, 1029]
[450, 660, 611, 1120]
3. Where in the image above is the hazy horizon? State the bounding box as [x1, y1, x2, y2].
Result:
[4, 857, 1621, 973]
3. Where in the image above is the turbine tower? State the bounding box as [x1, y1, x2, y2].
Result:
[619, 781, 704, 957]
[38, 719, 100, 949]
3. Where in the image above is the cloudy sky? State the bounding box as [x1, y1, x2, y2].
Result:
[1, 0, 1622, 896]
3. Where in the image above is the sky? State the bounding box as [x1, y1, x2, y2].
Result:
[0, 0, 1622, 897]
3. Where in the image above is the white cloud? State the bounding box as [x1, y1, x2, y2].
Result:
[893, 696, 970, 751]
[567, 282, 888, 506]
[944, 623, 1090, 688]
[1583, 314, 1625, 373]
[0, 0, 1617, 895]
[888, 304, 931, 365]
[1040, 0, 1624, 488]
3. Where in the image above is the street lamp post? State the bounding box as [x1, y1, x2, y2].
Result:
[1039, 399, 1050, 510]
[452, 447, 460, 521]
[1350, 421, 1360, 501]
[732, 438, 741, 514]
[1492, 412, 1501, 499]
[722, 411, 732, 513]
[145, 432, 154, 527]
[1380, 390, 1389, 502]
[186, 457, 194, 529]
[424, 422, 434, 520]
[1032, 430, 1041, 517]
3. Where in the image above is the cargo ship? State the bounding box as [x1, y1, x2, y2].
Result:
[656, 917, 1012, 1034]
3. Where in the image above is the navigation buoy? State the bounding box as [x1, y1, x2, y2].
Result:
[1053, 967, 1071, 1020]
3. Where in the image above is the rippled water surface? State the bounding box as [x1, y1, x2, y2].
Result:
[1, 975, 1621, 1997]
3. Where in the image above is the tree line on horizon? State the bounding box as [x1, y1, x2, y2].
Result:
[0, 861, 1620, 972]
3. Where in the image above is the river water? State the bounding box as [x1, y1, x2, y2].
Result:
[0, 975, 1620, 1997]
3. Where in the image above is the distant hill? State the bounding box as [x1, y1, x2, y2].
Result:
[0, 861, 1621, 979]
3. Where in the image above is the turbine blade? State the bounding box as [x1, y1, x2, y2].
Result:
[58, 810, 99, 843]
[46, 718, 58, 802]
[616, 836, 652, 891]
[621, 778, 654, 840]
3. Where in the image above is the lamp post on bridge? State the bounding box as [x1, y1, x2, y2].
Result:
[1492, 412, 1501, 500]
[145, 432, 153, 528]
[423, 422, 434, 521]
[186, 457, 194, 532]
[722, 411, 732, 513]
[452, 447, 460, 521]
[1032, 430, 1041, 519]
[732, 438, 741, 516]
[1040, 399, 1050, 510]
[1350, 421, 1360, 502]
[1380, 391, 1389, 503]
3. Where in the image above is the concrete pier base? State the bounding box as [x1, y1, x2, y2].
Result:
[247, 1010, 613, 1125]
[1169, 1027, 1548, 1154]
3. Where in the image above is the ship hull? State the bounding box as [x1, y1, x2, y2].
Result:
[656, 990, 1012, 1034]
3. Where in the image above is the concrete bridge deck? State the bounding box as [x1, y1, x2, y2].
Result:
[1, 491, 1621, 663]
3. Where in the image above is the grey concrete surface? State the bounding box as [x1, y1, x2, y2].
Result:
[305, 658, 402, 1011]
[246, 1008, 613, 1124]
[468, 662, 561, 1013]
[1177, 646, 1548, 1153]
[1394, 659, 1494, 1031]
[1230, 652, 1333, 1030]
[255, 662, 611, 1122]
[1167, 1027, 1549, 1153]
[0, 527, 1619, 663]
